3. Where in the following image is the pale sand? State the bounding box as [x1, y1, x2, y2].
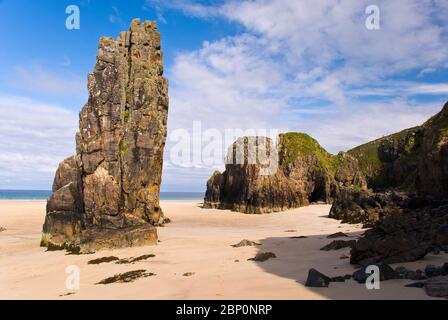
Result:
[0, 200, 446, 300]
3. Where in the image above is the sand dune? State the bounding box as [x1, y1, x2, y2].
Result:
[0, 200, 445, 300]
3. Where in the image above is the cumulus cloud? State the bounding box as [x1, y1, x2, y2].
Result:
[0, 95, 78, 189]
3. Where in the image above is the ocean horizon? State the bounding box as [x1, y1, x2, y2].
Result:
[0, 190, 204, 201]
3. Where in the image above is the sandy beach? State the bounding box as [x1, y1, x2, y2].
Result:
[0, 200, 446, 300]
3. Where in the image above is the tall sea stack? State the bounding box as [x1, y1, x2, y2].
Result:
[41, 19, 169, 252]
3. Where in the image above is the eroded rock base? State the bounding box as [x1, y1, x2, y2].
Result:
[41, 224, 157, 254]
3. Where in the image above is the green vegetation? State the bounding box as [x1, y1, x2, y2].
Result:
[279, 132, 338, 174]
[119, 142, 128, 156]
[348, 140, 383, 176]
[440, 128, 448, 140]
[209, 170, 221, 182]
[145, 95, 153, 104]
[426, 111, 448, 145]
[123, 110, 130, 123]
[404, 135, 416, 153]
[347, 127, 422, 189]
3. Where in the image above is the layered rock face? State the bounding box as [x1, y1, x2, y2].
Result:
[41, 19, 168, 252]
[204, 137, 306, 214]
[204, 133, 366, 214]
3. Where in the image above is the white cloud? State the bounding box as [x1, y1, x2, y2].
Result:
[159, 0, 448, 190]
[0, 95, 78, 189]
[144, 0, 222, 19]
[412, 83, 448, 95]
[291, 101, 443, 153]
[350, 81, 448, 97]
[4, 1, 446, 191]
[418, 67, 437, 78]
[168, 34, 284, 130]
[109, 6, 123, 25]
[8, 65, 86, 98]
[151, 0, 447, 71]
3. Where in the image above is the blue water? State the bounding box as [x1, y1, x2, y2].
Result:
[0, 190, 204, 201]
[0, 190, 53, 200]
[160, 192, 204, 201]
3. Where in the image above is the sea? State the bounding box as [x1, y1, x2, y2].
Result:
[0, 190, 204, 201]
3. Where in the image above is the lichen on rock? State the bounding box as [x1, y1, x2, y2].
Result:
[41, 19, 169, 252]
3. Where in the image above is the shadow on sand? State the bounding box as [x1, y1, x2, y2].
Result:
[246, 229, 407, 299]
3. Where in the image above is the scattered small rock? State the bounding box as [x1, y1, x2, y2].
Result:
[163, 217, 172, 224]
[289, 236, 308, 239]
[248, 252, 276, 262]
[96, 270, 155, 285]
[231, 239, 261, 248]
[444, 263, 448, 275]
[88, 256, 120, 265]
[327, 232, 349, 239]
[395, 266, 427, 280]
[425, 264, 443, 278]
[320, 240, 356, 251]
[59, 292, 76, 297]
[115, 254, 156, 264]
[431, 247, 440, 255]
[183, 272, 195, 277]
[234, 260, 239, 263]
[330, 276, 344, 282]
[425, 276, 448, 298]
[405, 282, 425, 288]
[339, 254, 349, 260]
[305, 269, 331, 287]
[0, 226, 6, 232]
[284, 230, 297, 233]
[330, 275, 352, 283]
[353, 263, 399, 283]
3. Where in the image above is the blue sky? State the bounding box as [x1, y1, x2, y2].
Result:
[0, 0, 447, 191]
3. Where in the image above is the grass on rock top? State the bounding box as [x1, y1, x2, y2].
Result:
[348, 126, 422, 189]
[279, 132, 339, 173]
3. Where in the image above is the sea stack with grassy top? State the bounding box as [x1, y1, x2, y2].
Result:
[204, 134, 366, 214]
[41, 19, 169, 253]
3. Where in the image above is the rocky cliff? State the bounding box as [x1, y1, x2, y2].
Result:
[41, 19, 169, 253]
[346, 102, 448, 197]
[329, 102, 448, 264]
[204, 133, 366, 214]
[330, 102, 448, 224]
